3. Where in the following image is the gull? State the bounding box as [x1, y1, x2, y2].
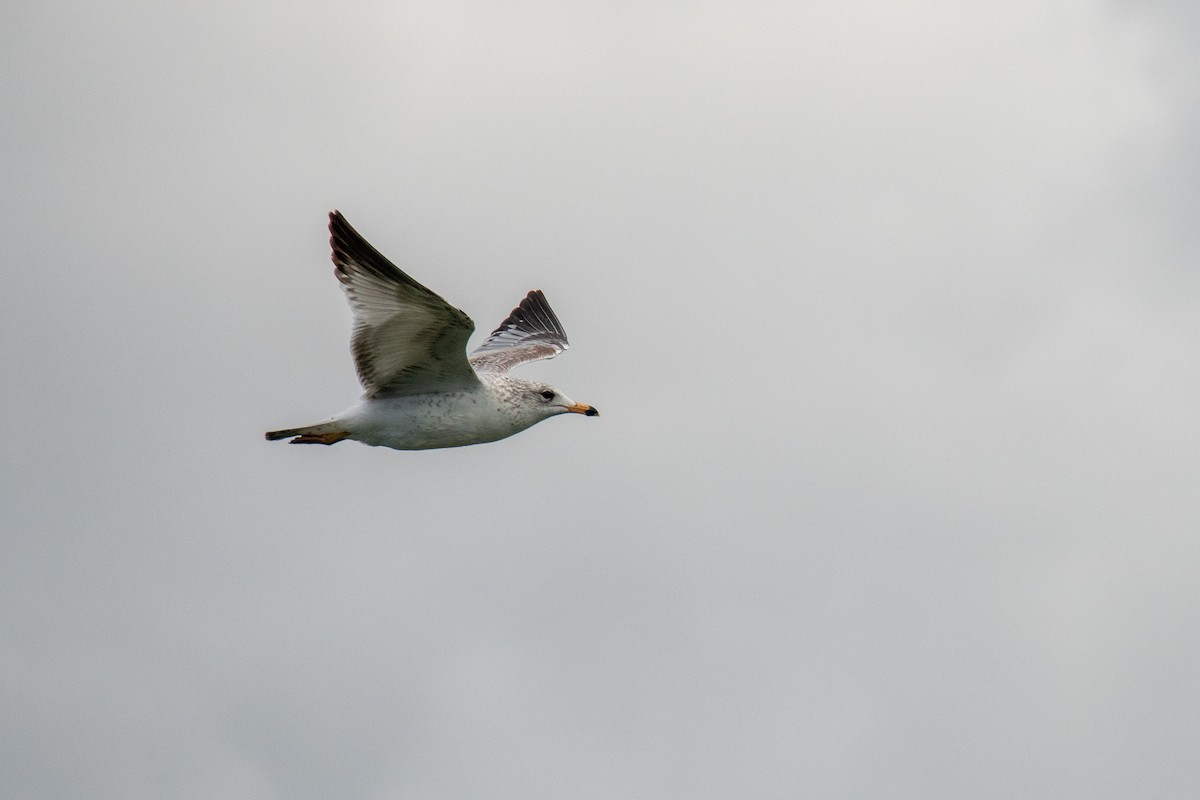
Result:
[266, 211, 598, 450]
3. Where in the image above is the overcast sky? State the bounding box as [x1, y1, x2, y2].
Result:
[3, 1, 1200, 798]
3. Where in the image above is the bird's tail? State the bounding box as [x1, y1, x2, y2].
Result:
[264, 421, 351, 445]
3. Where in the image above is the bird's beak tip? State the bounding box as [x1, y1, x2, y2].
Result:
[564, 403, 599, 417]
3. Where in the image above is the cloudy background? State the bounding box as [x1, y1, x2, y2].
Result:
[3, 1, 1199, 797]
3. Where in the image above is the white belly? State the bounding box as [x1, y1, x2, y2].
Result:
[340, 389, 522, 450]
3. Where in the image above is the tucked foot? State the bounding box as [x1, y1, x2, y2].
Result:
[288, 431, 351, 445]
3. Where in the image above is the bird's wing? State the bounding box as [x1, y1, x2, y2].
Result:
[468, 290, 570, 373]
[329, 211, 480, 397]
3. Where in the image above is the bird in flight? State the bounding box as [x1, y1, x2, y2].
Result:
[266, 211, 598, 450]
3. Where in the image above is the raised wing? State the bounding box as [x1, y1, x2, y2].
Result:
[329, 211, 480, 397]
[468, 290, 570, 373]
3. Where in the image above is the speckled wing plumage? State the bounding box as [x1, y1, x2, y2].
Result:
[330, 211, 480, 398]
[469, 290, 570, 373]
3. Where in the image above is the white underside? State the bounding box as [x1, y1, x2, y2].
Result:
[335, 386, 526, 450]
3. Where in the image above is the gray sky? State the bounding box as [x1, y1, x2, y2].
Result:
[3, 1, 1199, 798]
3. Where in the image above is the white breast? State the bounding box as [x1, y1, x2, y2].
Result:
[338, 386, 523, 450]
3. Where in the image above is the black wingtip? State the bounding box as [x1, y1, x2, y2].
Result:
[508, 290, 568, 343]
[328, 210, 356, 252]
[328, 210, 345, 239]
[326, 209, 407, 285]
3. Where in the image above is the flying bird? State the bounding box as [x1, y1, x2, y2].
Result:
[266, 211, 598, 450]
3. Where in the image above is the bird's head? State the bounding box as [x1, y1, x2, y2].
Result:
[523, 381, 599, 421]
[493, 378, 597, 431]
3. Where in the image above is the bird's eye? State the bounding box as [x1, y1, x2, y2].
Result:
[540, 390, 555, 400]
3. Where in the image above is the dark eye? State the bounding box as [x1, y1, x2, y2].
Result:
[540, 390, 555, 400]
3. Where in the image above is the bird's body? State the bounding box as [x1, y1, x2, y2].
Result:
[266, 211, 597, 451]
[271, 373, 566, 450]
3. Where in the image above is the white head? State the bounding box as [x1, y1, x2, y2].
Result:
[489, 374, 599, 431]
